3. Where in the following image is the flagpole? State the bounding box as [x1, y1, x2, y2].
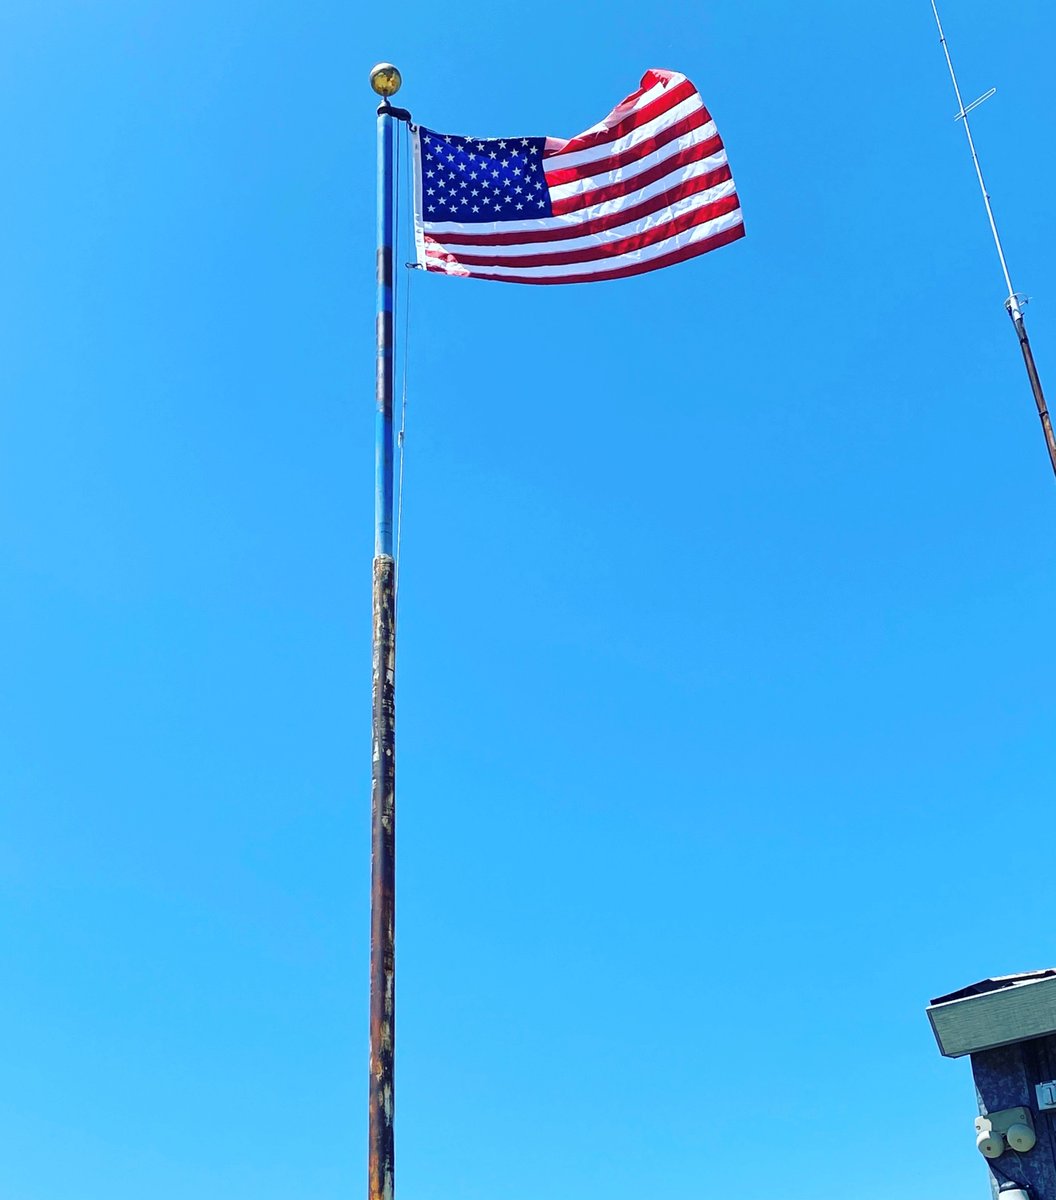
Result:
[930, 1, 1056, 479]
[369, 61, 403, 1200]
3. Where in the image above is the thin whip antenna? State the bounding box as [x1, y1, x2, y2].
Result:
[930, 0, 1056, 479]
[930, 0, 1017, 311]
[926, 2, 1017, 309]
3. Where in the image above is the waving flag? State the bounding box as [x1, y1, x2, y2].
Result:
[411, 69, 744, 286]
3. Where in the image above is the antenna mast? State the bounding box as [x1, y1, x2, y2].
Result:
[930, 0, 1056, 478]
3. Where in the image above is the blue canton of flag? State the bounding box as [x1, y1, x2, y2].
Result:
[416, 128, 553, 223]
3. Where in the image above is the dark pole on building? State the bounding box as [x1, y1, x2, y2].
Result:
[369, 60, 403, 1200]
[930, 0, 1056, 480]
[1010, 307, 1056, 477]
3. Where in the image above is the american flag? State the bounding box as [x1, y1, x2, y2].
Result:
[411, 69, 744, 286]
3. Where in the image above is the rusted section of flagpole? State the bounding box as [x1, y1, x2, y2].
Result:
[369, 553, 396, 1200]
[370, 61, 403, 1200]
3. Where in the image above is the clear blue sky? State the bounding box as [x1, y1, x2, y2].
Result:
[2, 2, 1055, 1198]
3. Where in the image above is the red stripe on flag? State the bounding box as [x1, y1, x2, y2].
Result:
[549, 135, 724, 216]
[547, 78, 698, 160]
[543, 107, 713, 187]
[425, 221, 746, 285]
[425, 193, 742, 270]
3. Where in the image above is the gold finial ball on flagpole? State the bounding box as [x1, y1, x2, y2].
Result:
[370, 63, 402, 98]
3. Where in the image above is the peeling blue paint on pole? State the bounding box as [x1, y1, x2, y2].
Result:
[375, 100, 395, 561]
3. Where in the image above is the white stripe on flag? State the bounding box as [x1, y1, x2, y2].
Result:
[543, 95, 706, 174]
[545, 72, 679, 156]
[546, 122, 721, 204]
[426, 209, 745, 281]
